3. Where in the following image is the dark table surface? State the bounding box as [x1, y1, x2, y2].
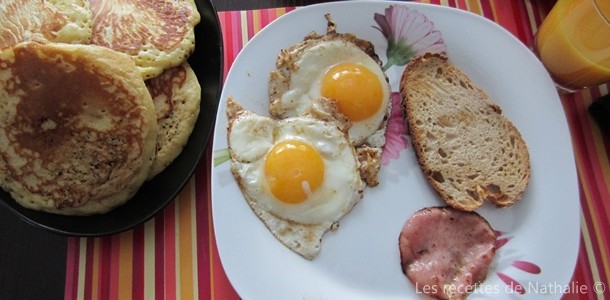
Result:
[0, 206, 68, 299]
[0, 1, 327, 299]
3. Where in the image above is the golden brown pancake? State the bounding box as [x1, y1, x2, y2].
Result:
[0, 0, 92, 50]
[145, 62, 201, 179]
[0, 42, 157, 215]
[89, 0, 200, 79]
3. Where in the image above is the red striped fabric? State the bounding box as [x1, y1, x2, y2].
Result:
[64, 2, 610, 299]
[562, 87, 610, 299]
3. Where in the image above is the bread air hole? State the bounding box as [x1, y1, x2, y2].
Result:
[431, 171, 444, 183]
[438, 115, 456, 128]
[435, 67, 443, 78]
[438, 148, 447, 158]
[486, 184, 501, 195]
[446, 132, 458, 141]
[467, 189, 479, 200]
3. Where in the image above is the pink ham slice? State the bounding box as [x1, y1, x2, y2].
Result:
[399, 207, 496, 299]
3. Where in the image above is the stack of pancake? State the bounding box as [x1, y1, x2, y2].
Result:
[0, 0, 202, 215]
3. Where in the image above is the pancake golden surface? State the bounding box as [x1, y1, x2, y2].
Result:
[89, 0, 200, 79]
[146, 62, 201, 179]
[0, 42, 157, 215]
[0, 0, 92, 49]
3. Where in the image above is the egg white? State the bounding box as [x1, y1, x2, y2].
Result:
[269, 39, 391, 146]
[228, 109, 363, 225]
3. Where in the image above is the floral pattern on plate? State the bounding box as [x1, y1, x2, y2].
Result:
[374, 4, 446, 165]
[373, 4, 446, 71]
[493, 230, 543, 295]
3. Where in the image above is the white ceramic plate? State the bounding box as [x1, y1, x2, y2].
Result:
[211, 1, 579, 299]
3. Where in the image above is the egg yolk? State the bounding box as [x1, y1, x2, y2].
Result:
[264, 140, 325, 204]
[321, 62, 383, 121]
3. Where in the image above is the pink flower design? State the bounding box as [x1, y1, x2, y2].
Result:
[494, 231, 542, 294]
[494, 229, 512, 249]
[497, 272, 527, 295]
[374, 5, 446, 71]
[511, 260, 542, 274]
[382, 92, 408, 165]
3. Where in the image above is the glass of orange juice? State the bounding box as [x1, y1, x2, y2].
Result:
[534, 0, 610, 92]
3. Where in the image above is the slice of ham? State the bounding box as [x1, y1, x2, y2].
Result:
[399, 207, 496, 299]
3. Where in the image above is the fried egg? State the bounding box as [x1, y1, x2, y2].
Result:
[269, 15, 391, 148]
[226, 97, 364, 259]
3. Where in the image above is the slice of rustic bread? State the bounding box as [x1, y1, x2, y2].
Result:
[400, 53, 530, 211]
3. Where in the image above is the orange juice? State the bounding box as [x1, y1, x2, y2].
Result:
[535, 0, 610, 90]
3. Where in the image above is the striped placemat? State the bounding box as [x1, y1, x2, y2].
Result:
[64, 1, 610, 299]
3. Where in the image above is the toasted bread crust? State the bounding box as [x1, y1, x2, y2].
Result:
[400, 53, 530, 211]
